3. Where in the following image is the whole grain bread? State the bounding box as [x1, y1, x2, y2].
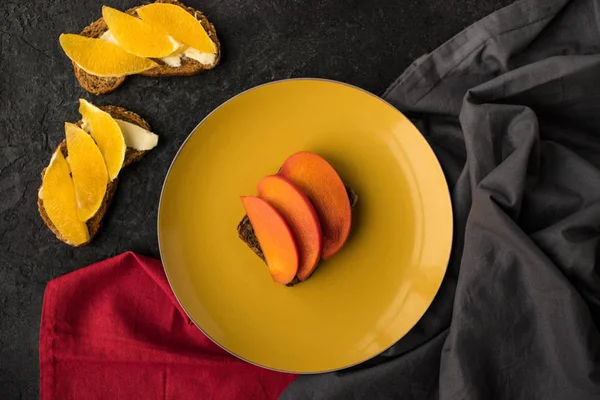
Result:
[237, 186, 358, 286]
[38, 105, 152, 246]
[74, 0, 221, 95]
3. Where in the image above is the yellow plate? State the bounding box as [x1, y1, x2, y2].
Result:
[158, 79, 452, 373]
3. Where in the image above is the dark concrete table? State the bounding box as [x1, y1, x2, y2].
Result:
[0, 0, 512, 398]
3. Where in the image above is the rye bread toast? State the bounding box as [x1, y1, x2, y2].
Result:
[74, 0, 221, 95]
[38, 105, 152, 246]
[237, 186, 358, 285]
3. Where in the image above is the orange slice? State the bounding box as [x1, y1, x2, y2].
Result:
[40, 149, 90, 246]
[137, 3, 216, 53]
[65, 122, 108, 222]
[59, 34, 157, 77]
[79, 99, 125, 181]
[102, 6, 179, 58]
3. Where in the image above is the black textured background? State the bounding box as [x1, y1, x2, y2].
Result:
[0, 0, 512, 398]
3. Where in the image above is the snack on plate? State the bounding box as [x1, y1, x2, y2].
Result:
[238, 152, 358, 286]
[38, 100, 159, 246]
[59, 0, 220, 95]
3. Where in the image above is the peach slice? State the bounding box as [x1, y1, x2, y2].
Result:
[258, 175, 322, 281]
[241, 196, 299, 284]
[279, 152, 351, 259]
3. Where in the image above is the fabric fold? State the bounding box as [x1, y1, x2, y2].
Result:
[40, 251, 296, 400]
[282, 0, 600, 398]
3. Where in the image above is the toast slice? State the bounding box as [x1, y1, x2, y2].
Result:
[74, 0, 221, 95]
[38, 106, 152, 246]
[237, 186, 358, 286]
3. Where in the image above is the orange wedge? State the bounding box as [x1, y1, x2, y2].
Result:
[136, 3, 216, 53]
[102, 6, 179, 58]
[59, 34, 157, 77]
[40, 149, 90, 246]
[79, 99, 125, 181]
[65, 122, 108, 222]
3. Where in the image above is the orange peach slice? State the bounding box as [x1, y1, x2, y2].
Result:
[279, 152, 351, 259]
[258, 175, 322, 281]
[241, 196, 299, 284]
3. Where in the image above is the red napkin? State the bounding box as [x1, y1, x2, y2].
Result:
[40, 251, 296, 400]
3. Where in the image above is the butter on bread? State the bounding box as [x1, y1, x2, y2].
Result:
[73, 0, 221, 95]
[38, 106, 153, 246]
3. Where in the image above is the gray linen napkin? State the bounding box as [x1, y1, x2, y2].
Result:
[282, 0, 600, 398]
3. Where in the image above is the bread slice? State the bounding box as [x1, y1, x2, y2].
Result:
[237, 186, 358, 286]
[74, 0, 221, 95]
[38, 106, 152, 246]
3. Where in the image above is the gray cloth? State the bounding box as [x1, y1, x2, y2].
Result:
[282, 0, 600, 398]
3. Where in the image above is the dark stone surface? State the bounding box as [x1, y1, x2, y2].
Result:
[0, 0, 513, 398]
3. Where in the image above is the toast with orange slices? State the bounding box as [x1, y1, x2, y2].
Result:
[60, 0, 220, 95]
[38, 101, 158, 246]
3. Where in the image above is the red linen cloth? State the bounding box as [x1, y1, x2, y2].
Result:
[40, 251, 297, 399]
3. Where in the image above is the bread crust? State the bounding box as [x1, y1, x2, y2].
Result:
[38, 106, 152, 246]
[74, 0, 221, 95]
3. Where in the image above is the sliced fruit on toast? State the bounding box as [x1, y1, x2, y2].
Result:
[238, 185, 358, 286]
[66, 0, 221, 95]
[38, 106, 157, 246]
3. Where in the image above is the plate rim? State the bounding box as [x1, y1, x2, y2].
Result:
[157, 77, 453, 374]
